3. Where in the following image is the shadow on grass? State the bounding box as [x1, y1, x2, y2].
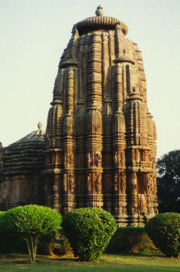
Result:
[46, 256, 78, 262]
[3, 254, 78, 265]
[107, 251, 164, 257]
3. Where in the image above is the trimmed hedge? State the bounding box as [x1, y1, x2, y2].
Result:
[106, 226, 158, 254]
[146, 212, 180, 257]
[62, 207, 117, 261]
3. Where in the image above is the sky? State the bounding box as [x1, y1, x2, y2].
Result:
[0, 0, 179, 158]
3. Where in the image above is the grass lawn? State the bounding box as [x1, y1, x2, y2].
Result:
[0, 254, 180, 272]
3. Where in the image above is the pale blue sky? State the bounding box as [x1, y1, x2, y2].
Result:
[0, 0, 179, 158]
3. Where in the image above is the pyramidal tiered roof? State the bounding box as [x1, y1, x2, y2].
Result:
[3, 123, 45, 176]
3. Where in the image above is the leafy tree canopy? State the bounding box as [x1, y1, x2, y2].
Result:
[157, 150, 180, 213]
[0, 205, 62, 263]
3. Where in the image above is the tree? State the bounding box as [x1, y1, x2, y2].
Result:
[62, 207, 117, 261]
[0, 205, 62, 263]
[157, 150, 180, 213]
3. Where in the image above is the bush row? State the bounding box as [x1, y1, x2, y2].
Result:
[0, 206, 180, 261]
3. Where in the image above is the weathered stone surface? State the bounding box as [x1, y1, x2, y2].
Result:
[44, 7, 158, 225]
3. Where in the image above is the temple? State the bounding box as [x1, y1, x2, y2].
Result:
[0, 6, 158, 225]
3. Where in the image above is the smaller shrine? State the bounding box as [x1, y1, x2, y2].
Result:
[0, 123, 45, 210]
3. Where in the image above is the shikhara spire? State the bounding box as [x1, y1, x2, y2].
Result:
[44, 7, 158, 225]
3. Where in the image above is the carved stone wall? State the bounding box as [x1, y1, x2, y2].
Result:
[0, 175, 44, 210]
[44, 6, 158, 226]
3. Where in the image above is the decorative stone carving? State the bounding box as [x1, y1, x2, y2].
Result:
[64, 174, 68, 192]
[120, 172, 126, 194]
[138, 194, 147, 214]
[87, 173, 92, 193]
[114, 173, 118, 191]
[69, 174, 75, 193]
[95, 152, 101, 168]
[86, 153, 92, 168]
[114, 152, 118, 167]
[95, 173, 102, 194]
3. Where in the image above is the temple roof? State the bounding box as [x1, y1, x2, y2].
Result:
[2, 123, 46, 176]
[74, 6, 128, 35]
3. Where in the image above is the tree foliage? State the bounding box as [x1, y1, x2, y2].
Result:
[157, 150, 180, 213]
[145, 213, 180, 257]
[0, 205, 62, 263]
[62, 207, 117, 261]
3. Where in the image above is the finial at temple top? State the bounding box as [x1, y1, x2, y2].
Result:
[38, 122, 43, 130]
[95, 5, 104, 16]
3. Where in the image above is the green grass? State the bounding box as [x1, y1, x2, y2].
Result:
[0, 254, 180, 272]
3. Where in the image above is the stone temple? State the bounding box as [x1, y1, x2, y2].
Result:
[0, 6, 158, 225]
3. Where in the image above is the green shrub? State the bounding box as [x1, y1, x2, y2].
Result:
[62, 207, 117, 261]
[145, 212, 180, 257]
[106, 226, 157, 254]
[0, 205, 62, 263]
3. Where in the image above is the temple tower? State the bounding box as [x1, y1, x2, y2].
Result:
[44, 6, 158, 225]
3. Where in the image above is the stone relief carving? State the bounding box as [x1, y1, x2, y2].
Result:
[87, 173, 92, 193]
[64, 174, 68, 192]
[69, 174, 75, 193]
[114, 173, 118, 191]
[95, 173, 102, 193]
[69, 154, 74, 165]
[95, 152, 101, 168]
[86, 153, 92, 168]
[138, 193, 147, 214]
[131, 176, 137, 191]
[120, 172, 126, 193]
[114, 152, 118, 167]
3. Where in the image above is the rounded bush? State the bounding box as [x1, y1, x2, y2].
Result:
[145, 212, 180, 257]
[0, 205, 62, 263]
[62, 207, 117, 261]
